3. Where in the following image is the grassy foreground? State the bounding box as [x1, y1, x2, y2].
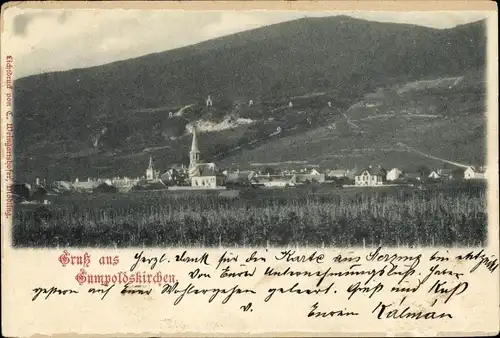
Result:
[12, 184, 487, 248]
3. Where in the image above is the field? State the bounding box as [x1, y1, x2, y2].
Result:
[12, 182, 487, 248]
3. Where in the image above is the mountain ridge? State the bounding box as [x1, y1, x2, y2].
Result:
[12, 16, 486, 182]
[15, 16, 486, 82]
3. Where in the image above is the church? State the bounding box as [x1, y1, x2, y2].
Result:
[188, 128, 226, 188]
[145, 156, 160, 181]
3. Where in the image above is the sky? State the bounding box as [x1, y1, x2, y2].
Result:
[2, 9, 489, 79]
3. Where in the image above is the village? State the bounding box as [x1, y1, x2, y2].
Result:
[14, 92, 488, 199]
[19, 124, 487, 200]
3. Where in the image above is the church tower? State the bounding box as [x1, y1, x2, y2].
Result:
[146, 156, 154, 180]
[189, 127, 200, 169]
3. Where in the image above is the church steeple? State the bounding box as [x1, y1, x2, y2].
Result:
[190, 127, 200, 168]
[146, 156, 155, 180]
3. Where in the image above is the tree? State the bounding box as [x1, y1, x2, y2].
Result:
[451, 167, 465, 180]
[93, 183, 118, 194]
[416, 165, 430, 178]
[262, 167, 276, 175]
[30, 187, 47, 201]
[34, 206, 52, 225]
[12, 183, 30, 202]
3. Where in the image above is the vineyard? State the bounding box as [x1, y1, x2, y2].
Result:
[12, 184, 487, 248]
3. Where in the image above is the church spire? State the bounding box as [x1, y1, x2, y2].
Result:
[191, 127, 200, 154]
[146, 156, 155, 180]
[189, 127, 200, 168]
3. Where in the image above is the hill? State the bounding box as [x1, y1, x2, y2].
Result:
[12, 16, 486, 181]
[219, 70, 486, 170]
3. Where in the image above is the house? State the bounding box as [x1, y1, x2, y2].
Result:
[262, 175, 296, 188]
[72, 178, 100, 191]
[33, 177, 47, 188]
[112, 177, 140, 192]
[53, 181, 73, 192]
[288, 169, 325, 184]
[160, 169, 182, 185]
[345, 168, 356, 180]
[171, 164, 188, 175]
[226, 170, 256, 185]
[295, 172, 326, 184]
[464, 166, 486, 180]
[428, 171, 440, 179]
[250, 174, 294, 187]
[282, 168, 297, 175]
[386, 168, 403, 181]
[326, 169, 349, 179]
[309, 169, 321, 176]
[404, 172, 422, 182]
[354, 166, 386, 186]
[428, 168, 454, 180]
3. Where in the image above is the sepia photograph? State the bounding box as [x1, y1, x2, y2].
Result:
[1, 3, 499, 337]
[8, 8, 489, 248]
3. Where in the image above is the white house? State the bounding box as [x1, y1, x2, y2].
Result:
[53, 181, 72, 191]
[263, 175, 296, 188]
[464, 166, 486, 180]
[295, 172, 326, 184]
[226, 170, 256, 184]
[428, 171, 440, 179]
[354, 166, 386, 186]
[309, 169, 321, 176]
[72, 179, 100, 191]
[160, 169, 181, 185]
[327, 169, 352, 179]
[111, 177, 140, 192]
[428, 168, 453, 180]
[386, 168, 403, 181]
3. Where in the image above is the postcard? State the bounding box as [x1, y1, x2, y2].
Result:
[1, 1, 498, 337]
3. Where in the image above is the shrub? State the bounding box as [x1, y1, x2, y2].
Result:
[93, 183, 118, 194]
